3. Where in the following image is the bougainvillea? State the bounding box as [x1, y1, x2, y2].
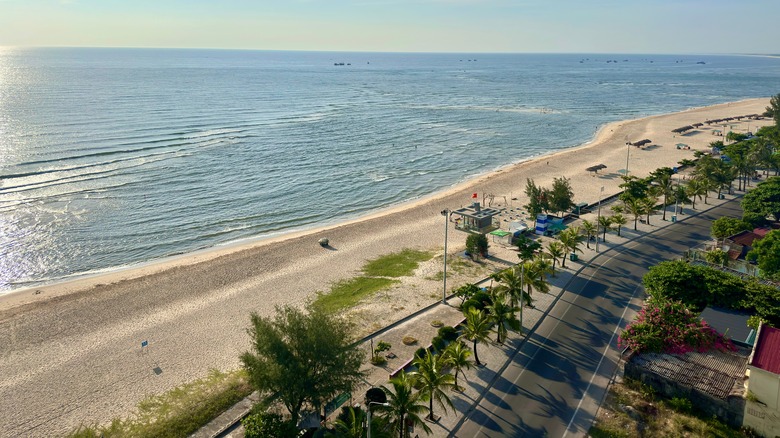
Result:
[618, 298, 736, 354]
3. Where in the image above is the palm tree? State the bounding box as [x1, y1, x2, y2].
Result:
[491, 266, 524, 308]
[521, 259, 551, 304]
[442, 341, 472, 391]
[558, 226, 584, 268]
[580, 219, 597, 249]
[546, 241, 565, 272]
[597, 214, 613, 242]
[412, 350, 455, 422]
[459, 307, 491, 366]
[651, 169, 674, 221]
[486, 291, 520, 343]
[624, 197, 643, 230]
[686, 177, 708, 209]
[641, 196, 658, 226]
[329, 405, 391, 438]
[610, 213, 627, 237]
[378, 371, 431, 438]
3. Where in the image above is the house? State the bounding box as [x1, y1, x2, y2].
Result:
[450, 202, 500, 234]
[700, 307, 756, 347]
[743, 325, 780, 437]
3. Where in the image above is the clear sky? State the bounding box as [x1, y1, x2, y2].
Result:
[1, 0, 779, 54]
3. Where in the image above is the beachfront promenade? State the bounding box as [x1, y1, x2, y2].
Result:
[0, 99, 772, 436]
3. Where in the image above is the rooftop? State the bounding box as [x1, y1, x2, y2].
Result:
[630, 349, 749, 399]
[727, 230, 762, 247]
[700, 306, 754, 346]
[751, 325, 780, 375]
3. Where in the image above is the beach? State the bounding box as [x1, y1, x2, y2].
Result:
[0, 98, 772, 436]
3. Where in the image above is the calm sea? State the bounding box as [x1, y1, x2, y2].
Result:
[1, 48, 778, 292]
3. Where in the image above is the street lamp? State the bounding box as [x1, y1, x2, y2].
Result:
[595, 186, 604, 252]
[441, 209, 449, 305]
[365, 388, 389, 438]
[626, 141, 631, 177]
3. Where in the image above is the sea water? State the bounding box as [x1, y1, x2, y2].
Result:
[1, 48, 778, 292]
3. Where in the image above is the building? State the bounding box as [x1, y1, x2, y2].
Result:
[450, 202, 500, 234]
[743, 325, 780, 437]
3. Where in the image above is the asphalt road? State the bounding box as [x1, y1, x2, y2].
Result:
[452, 198, 743, 437]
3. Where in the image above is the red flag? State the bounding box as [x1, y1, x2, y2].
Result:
[472, 193, 478, 199]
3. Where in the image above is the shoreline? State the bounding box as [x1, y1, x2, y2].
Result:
[0, 97, 769, 312]
[0, 97, 773, 436]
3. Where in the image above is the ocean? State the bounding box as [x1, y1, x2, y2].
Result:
[1, 48, 778, 293]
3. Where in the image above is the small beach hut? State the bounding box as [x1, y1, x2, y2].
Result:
[451, 202, 501, 234]
[535, 214, 548, 235]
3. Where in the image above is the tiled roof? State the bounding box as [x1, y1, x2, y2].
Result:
[630, 349, 749, 399]
[751, 326, 780, 375]
[728, 230, 762, 247]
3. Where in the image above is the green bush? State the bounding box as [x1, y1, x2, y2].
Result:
[431, 335, 446, 352]
[414, 347, 428, 359]
[242, 412, 298, 438]
[462, 290, 493, 312]
[668, 397, 693, 414]
[438, 326, 458, 341]
[465, 233, 489, 257]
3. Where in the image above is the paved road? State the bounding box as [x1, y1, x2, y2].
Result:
[452, 198, 743, 437]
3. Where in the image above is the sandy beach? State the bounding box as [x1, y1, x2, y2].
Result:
[0, 98, 772, 436]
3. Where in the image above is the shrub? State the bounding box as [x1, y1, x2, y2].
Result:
[243, 412, 298, 438]
[430, 320, 444, 328]
[402, 336, 418, 346]
[618, 297, 736, 354]
[414, 347, 427, 359]
[438, 326, 458, 341]
[465, 233, 489, 258]
[462, 291, 493, 312]
[431, 336, 446, 352]
[668, 397, 693, 414]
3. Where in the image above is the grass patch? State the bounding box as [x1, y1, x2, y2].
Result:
[362, 249, 433, 277]
[314, 277, 399, 313]
[68, 369, 252, 438]
[590, 377, 751, 438]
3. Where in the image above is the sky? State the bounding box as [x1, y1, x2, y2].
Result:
[1, 0, 779, 54]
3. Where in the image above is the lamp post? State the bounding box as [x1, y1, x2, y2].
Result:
[626, 141, 631, 177]
[441, 209, 449, 305]
[366, 401, 390, 438]
[595, 186, 604, 252]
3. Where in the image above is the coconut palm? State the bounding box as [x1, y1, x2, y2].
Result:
[624, 197, 643, 230]
[686, 177, 708, 209]
[558, 226, 584, 268]
[442, 341, 472, 391]
[486, 291, 520, 343]
[580, 219, 597, 249]
[459, 307, 491, 366]
[521, 259, 551, 304]
[377, 371, 431, 438]
[491, 266, 524, 308]
[412, 350, 455, 422]
[651, 168, 675, 221]
[610, 213, 627, 237]
[597, 214, 613, 242]
[641, 196, 658, 226]
[545, 241, 565, 272]
[329, 405, 391, 438]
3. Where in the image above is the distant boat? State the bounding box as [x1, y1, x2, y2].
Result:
[697, 61, 706, 64]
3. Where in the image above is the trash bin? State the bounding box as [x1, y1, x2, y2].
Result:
[569, 253, 578, 262]
[718, 194, 725, 199]
[671, 215, 677, 222]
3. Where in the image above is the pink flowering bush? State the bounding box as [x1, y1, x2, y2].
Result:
[618, 298, 736, 354]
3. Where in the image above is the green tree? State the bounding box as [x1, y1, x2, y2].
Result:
[610, 213, 627, 237]
[459, 308, 491, 366]
[619, 175, 650, 202]
[515, 234, 541, 262]
[521, 258, 551, 304]
[558, 226, 584, 268]
[548, 176, 575, 217]
[650, 167, 675, 221]
[442, 342, 472, 391]
[686, 176, 709, 209]
[454, 283, 480, 305]
[491, 266, 526, 308]
[624, 197, 643, 230]
[524, 178, 546, 224]
[327, 406, 391, 438]
[705, 249, 729, 266]
[377, 371, 431, 438]
[748, 229, 780, 280]
[597, 214, 613, 242]
[465, 233, 489, 259]
[711, 217, 751, 242]
[545, 240, 565, 272]
[641, 196, 659, 226]
[767, 93, 780, 126]
[742, 176, 780, 221]
[580, 219, 597, 249]
[411, 350, 455, 422]
[240, 305, 365, 425]
[486, 292, 521, 343]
